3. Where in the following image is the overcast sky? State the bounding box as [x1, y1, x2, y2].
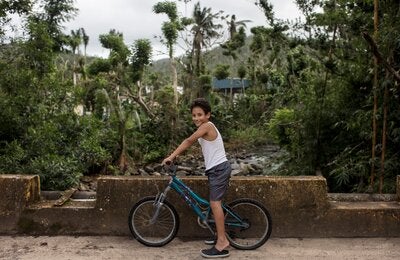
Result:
[64, 0, 302, 60]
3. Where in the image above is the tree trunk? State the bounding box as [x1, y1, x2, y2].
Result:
[126, 84, 155, 119]
[379, 71, 389, 193]
[315, 20, 337, 175]
[73, 49, 77, 86]
[195, 45, 201, 77]
[84, 45, 87, 65]
[241, 78, 245, 95]
[170, 57, 178, 105]
[369, 0, 379, 191]
[118, 128, 128, 172]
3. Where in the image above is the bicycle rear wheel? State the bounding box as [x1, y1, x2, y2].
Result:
[225, 198, 272, 250]
[128, 196, 179, 247]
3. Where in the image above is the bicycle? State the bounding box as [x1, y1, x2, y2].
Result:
[128, 163, 272, 250]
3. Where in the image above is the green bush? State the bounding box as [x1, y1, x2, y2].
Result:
[0, 140, 26, 173]
[29, 154, 82, 191]
[227, 127, 269, 147]
[213, 64, 230, 80]
[77, 136, 112, 170]
[232, 94, 271, 127]
[74, 116, 114, 172]
[267, 108, 297, 149]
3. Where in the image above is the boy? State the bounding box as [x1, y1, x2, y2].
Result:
[162, 98, 231, 258]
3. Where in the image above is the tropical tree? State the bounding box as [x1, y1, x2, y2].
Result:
[96, 30, 133, 172]
[90, 30, 158, 172]
[69, 28, 81, 85]
[226, 14, 251, 40]
[261, 0, 400, 193]
[248, 0, 289, 91]
[220, 15, 248, 60]
[0, 0, 32, 37]
[80, 27, 89, 64]
[129, 38, 154, 118]
[37, 0, 77, 52]
[361, 0, 400, 193]
[153, 1, 185, 104]
[99, 29, 130, 67]
[238, 65, 247, 93]
[0, 0, 112, 190]
[214, 64, 230, 80]
[190, 2, 223, 77]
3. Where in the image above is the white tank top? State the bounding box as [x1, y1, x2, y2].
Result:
[198, 122, 227, 170]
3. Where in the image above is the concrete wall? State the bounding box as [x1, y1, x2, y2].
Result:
[1, 174, 399, 237]
[0, 175, 40, 233]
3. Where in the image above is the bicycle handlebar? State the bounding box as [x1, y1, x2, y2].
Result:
[163, 162, 177, 176]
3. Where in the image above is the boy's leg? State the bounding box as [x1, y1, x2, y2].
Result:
[202, 161, 231, 256]
[210, 200, 229, 251]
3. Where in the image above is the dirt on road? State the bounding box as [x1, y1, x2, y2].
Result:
[1, 236, 399, 260]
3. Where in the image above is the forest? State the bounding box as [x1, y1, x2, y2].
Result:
[0, 0, 399, 193]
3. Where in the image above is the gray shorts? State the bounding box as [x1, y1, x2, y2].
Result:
[205, 161, 231, 201]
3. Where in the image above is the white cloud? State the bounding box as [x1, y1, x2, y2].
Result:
[64, 0, 301, 59]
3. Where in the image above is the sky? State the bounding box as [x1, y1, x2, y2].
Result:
[64, 0, 302, 60]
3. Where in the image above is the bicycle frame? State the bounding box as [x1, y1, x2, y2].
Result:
[153, 172, 249, 234]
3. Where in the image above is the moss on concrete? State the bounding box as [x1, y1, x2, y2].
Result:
[2, 174, 400, 237]
[17, 217, 39, 233]
[0, 175, 40, 213]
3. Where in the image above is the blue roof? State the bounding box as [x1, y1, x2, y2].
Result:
[212, 78, 250, 89]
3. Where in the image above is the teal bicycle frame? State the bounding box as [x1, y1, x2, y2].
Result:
[153, 166, 249, 235]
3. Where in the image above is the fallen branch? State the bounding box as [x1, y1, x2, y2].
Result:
[125, 87, 155, 119]
[53, 188, 77, 207]
[362, 32, 400, 83]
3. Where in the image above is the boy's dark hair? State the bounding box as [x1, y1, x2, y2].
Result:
[190, 98, 211, 114]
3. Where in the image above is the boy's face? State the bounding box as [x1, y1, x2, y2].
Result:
[191, 106, 210, 128]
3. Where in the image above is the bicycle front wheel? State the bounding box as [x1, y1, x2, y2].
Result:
[128, 196, 179, 247]
[225, 198, 272, 250]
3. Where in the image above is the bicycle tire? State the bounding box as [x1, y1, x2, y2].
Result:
[225, 198, 272, 250]
[128, 196, 179, 247]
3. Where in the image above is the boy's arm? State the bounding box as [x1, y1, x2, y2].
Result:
[162, 123, 210, 164]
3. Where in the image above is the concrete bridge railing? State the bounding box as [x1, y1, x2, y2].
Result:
[1, 174, 399, 237]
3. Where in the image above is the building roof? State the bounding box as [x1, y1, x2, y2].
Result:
[212, 77, 250, 90]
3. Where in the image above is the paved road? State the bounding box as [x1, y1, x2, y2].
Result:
[1, 236, 399, 260]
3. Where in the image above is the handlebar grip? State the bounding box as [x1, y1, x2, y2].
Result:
[165, 160, 172, 166]
[163, 162, 177, 175]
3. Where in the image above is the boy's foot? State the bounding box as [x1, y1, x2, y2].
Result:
[204, 237, 216, 245]
[200, 246, 229, 258]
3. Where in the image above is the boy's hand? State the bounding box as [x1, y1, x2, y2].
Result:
[162, 157, 173, 166]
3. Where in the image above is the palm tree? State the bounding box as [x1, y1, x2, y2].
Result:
[226, 14, 251, 40]
[80, 27, 89, 64]
[221, 14, 250, 60]
[69, 29, 81, 86]
[190, 2, 222, 77]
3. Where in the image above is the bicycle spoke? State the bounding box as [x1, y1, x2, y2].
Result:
[225, 199, 272, 250]
[128, 197, 179, 247]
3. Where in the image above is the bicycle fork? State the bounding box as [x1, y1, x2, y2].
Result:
[150, 186, 171, 224]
